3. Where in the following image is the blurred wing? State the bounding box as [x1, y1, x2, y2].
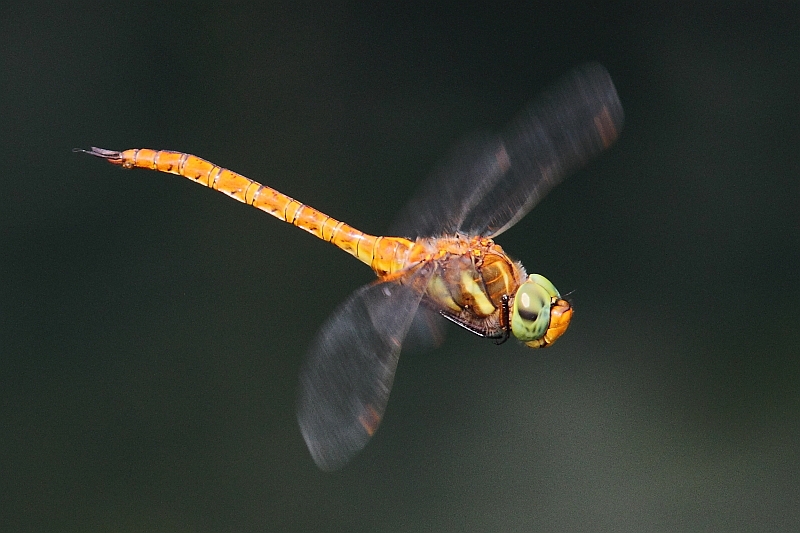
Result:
[392, 63, 624, 239]
[399, 305, 447, 354]
[297, 267, 432, 471]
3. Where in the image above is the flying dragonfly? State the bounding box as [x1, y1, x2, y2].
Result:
[77, 63, 623, 470]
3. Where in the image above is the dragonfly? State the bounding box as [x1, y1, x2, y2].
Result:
[77, 63, 623, 471]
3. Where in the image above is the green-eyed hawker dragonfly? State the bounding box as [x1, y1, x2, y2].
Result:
[77, 63, 623, 470]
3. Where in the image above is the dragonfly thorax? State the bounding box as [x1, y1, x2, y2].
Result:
[403, 235, 528, 339]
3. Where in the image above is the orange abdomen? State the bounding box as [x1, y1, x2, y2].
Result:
[82, 147, 414, 276]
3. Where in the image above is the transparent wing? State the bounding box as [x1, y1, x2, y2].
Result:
[297, 266, 433, 471]
[399, 305, 447, 354]
[391, 63, 624, 239]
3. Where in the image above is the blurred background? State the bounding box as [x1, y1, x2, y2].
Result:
[1, 2, 798, 531]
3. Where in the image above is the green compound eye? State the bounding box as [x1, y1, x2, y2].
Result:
[511, 274, 561, 342]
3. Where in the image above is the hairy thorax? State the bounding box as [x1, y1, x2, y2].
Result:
[394, 234, 528, 337]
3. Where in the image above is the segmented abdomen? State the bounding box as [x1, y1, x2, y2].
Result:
[93, 148, 414, 276]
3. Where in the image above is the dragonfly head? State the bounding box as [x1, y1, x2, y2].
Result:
[511, 274, 573, 348]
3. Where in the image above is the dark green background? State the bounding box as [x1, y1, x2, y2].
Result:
[2, 2, 798, 531]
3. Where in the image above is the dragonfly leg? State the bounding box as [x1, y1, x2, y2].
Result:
[438, 307, 507, 342]
[492, 295, 511, 345]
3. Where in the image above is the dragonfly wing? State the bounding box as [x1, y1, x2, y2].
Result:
[297, 267, 432, 471]
[390, 131, 506, 239]
[401, 305, 447, 354]
[391, 63, 624, 239]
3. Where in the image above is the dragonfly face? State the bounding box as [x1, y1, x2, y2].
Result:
[511, 274, 573, 348]
[78, 63, 622, 471]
